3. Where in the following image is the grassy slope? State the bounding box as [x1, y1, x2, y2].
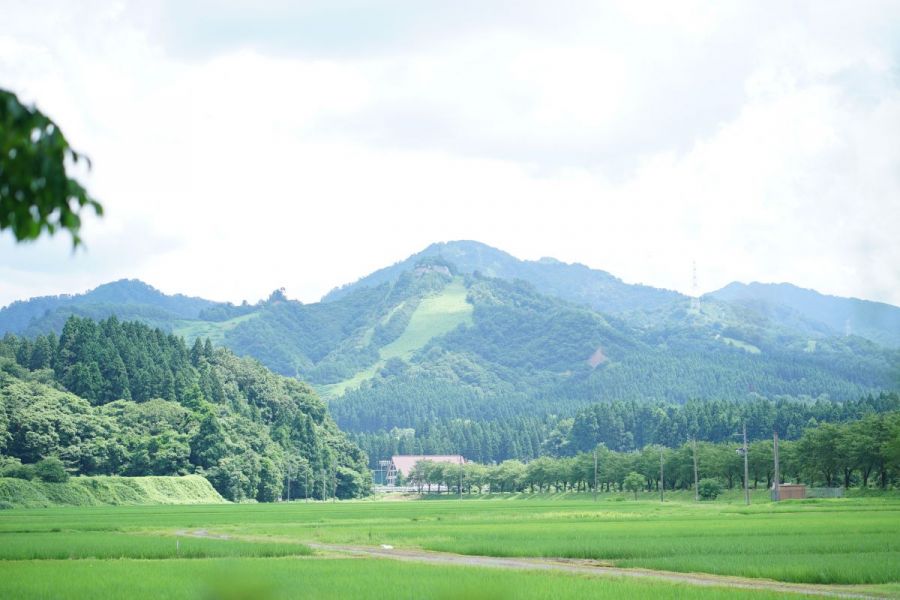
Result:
[380, 278, 474, 360]
[173, 312, 260, 346]
[0, 475, 225, 508]
[320, 278, 473, 397]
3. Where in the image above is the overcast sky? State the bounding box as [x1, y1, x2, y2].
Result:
[2, 1, 899, 308]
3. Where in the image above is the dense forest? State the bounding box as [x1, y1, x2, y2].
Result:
[0, 316, 370, 501]
[350, 392, 900, 468]
[401, 410, 900, 494]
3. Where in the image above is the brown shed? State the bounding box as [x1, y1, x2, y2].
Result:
[774, 484, 806, 500]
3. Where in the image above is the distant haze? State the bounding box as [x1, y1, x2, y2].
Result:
[2, 1, 899, 308]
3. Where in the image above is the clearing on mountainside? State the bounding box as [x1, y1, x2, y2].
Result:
[320, 278, 473, 397]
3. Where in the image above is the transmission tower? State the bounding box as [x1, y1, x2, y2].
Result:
[690, 260, 700, 312]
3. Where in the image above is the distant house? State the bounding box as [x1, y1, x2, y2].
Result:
[387, 455, 465, 486]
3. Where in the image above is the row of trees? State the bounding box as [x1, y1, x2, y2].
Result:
[403, 411, 900, 494]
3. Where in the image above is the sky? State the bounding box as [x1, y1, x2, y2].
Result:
[2, 0, 900, 308]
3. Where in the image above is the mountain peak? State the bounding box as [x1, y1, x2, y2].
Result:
[322, 240, 681, 314]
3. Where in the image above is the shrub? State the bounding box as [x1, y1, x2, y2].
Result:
[34, 458, 69, 483]
[0, 501, 14, 510]
[698, 478, 723, 500]
[1, 459, 35, 481]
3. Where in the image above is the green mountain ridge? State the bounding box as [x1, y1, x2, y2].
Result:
[2, 241, 898, 469]
[324, 240, 683, 314]
[0, 279, 222, 336]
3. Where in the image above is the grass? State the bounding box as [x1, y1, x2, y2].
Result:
[0, 531, 311, 560]
[378, 277, 473, 360]
[320, 278, 473, 397]
[1, 494, 897, 597]
[0, 475, 225, 508]
[0, 557, 815, 600]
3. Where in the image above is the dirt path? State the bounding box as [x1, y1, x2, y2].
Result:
[308, 542, 889, 599]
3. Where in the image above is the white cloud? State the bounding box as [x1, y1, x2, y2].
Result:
[1, 0, 899, 308]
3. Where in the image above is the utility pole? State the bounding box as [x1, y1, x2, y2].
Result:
[593, 449, 598, 502]
[458, 455, 463, 500]
[332, 457, 337, 503]
[305, 463, 309, 503]
[773, 431, 780, 502]
[742, 423, 750, 506]
[692, 438, 699, 502]
[321, 467, 326, 501]
[659, 448, 665, 503]
[286, 469, 290, 502]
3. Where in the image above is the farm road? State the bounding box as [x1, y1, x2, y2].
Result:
[307, 542, 890, 599]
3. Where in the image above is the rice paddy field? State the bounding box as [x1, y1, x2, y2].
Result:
[1, 492, 898, 599]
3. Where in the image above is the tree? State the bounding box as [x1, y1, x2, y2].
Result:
[0, 88, 102, 246]
[797, 423, 843, 486]
[623, 471, 644, 500]
[190, 409, 227, 469]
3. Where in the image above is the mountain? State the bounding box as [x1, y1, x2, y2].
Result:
[707, 282, 900, 348]
[323, 240, 683, 314]
[325, 271, 897, 413]
[2, 242, 898, 468]
[0, 279, 222, 336]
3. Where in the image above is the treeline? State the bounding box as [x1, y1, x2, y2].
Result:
[556, 393, 900, 453]
[346, 391, 900, 468]
[404, 411, 900, 494]
[0, 316, 370, 501]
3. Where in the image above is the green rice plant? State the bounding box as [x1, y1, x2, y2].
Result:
[1, 495, 898, 585]
[0, 531, 311, 560]
[0, 557, 811, 600]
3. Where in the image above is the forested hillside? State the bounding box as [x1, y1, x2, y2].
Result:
[327, 273, 897, 464]
[0, 317, 370, 501]
[2, 242, 898, 471]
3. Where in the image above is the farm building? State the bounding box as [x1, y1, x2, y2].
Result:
[773, 483, 806, 500]
[386, 455, 465, 486]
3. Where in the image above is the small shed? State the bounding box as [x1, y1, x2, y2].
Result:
[773, 484, 806, 500]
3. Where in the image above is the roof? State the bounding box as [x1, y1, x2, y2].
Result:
[390, 455, 465, 476]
